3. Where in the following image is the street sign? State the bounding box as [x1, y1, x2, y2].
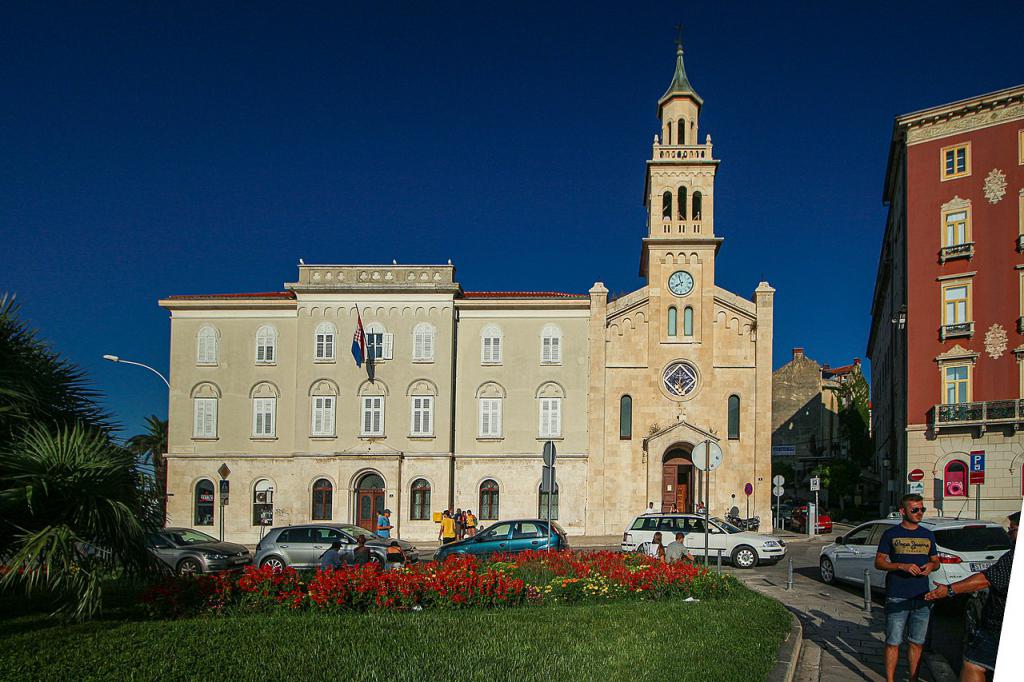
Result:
[969, 471, 985, 485]
[772, 475, 785, 486]
[541, 465, 555, 494]
[744, 483, 753, 496]
[542, 441, 557, 467]
[773, 485, 784, 497]
[908, 469, 925, 482]
[219, 480, 229, 494]
[692, 441, 724, 472]
[908, 482, 925, 495]
[970, 451, 985, 473]
[772, 445, 796, 458]
[810, 477, 821, 492]
[218, 463, 231, 479]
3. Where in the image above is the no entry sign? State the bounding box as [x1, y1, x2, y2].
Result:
[744, 483, 753, 496]
[908, 469, 925, 482]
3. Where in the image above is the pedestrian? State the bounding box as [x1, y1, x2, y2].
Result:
[874, 493, 939, 682]
[438, 509, 457, 545]
[665, 532, 694, 564]
[386, 540, 407, 570]
[466, 509, 477, 537]
[924, 510, 1017, 680]
[352, 534, 372, 566]
[647, 531, 666, 561]
[455, 508, 465, 540]
[669, 503, 678, 513]
[643, 502, 657, 515]
[319, 540, 344, 570]
[376, 508, 393, 539]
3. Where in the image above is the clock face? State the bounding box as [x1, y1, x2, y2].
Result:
[663, 361, 699, 397]
[668, 270, 694, 296]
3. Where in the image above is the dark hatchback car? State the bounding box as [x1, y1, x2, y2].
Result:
[146, 528, 251, 576]
[434, 519, 569, 561]
[254, 523, 420, 570]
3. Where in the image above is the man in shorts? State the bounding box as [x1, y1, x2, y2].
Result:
[925, 510, 1017, 680]
[874, 493, 939, 682]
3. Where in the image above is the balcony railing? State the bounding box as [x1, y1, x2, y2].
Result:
[939, 242, 974, 262]
[931, 400, 1024, 432]
[1019, 316, 1024, 334]
[940, 321, 974, 340]
[1018, 234, 1024, 253]
[653, 143, 712, 160]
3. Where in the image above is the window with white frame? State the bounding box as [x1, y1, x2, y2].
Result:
[944, 209, 969, 246]
[539, 397, 562, 438]
[365, 323, 393, 361]
[540, 324, 562, 364]
[311, 396, 335, 436]
[314, 322, 336, 361]
[193, 397, 217, 438]
[479, 398, 502, 437]
[196, 326, 218, 365]
[943, 365, 971, 404]
[361, 396, 385, 436]
[255, 325, 277, 363]
[481, 325, 503, 364]
[252, 397, 276, 437]
[410, 396, 433, 436]
[412, 323, 435, 362]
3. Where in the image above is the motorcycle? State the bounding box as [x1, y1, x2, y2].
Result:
[726, 512, 760, 532]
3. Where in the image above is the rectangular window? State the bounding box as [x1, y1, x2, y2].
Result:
[361, 396, 384, 436]
[482, 336, 502, 364]
[943, 210, 969, 246]
[311, 396, 335, 437]
[942, 283, 970, 325]
[541, 336, 561, 363]
[941, 142, 970, 180]
[252, 398, 276, 437]
[539, 398, 562, 438]
[366, 333, 383, 360]
[479, 398, 502, 437]
[1019, 129, 1024, 165]
[411, 396, 433, 436]
[943, 365, 970, 404]
[315, 333, 334, 360]
[193, 398, 217, 438]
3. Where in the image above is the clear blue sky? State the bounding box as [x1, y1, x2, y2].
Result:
[2, 2, 1022, 437]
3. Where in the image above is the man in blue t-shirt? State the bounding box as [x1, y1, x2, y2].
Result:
[376, 509, 393, 539]
[875, 493, 939, 682]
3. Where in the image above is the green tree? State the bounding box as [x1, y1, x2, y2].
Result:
[126, 415, 168, 519]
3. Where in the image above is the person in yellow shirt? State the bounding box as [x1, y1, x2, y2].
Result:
[438, 510, 457, 545]
[465, 510, 478, 537]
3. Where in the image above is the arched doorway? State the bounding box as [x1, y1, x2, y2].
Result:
[355, 472, 386, 531]
[662, 446, 694, 512]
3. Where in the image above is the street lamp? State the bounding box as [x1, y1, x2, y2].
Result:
[102, 354, 170, 388]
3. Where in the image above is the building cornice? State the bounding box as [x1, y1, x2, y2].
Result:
[899, 85, 1024, 145]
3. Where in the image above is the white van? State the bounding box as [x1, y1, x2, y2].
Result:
[621, 513, 786, 569]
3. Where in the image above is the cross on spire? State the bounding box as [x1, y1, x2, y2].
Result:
[675, 23, 684, 51]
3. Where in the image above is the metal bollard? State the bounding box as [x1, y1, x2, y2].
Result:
[864, 569, 872, 612]
[786, 558, 794, 590]
[716, 548, 722, 574]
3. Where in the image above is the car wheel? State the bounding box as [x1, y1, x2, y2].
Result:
[731, 545, 757, 569]
[177, 558, 202, 576]
[260, 556, 286, 571]
[820, 557, 836, 585]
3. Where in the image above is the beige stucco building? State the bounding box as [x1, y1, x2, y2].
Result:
[161, 44, 776, 543]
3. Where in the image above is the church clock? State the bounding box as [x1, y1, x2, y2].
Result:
[668, 270, 694, 296]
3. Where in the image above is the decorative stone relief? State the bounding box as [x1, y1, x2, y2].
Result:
[983, 169, 1007, 204]
[384, 272, 393, 281]
[905, 102, 1024, 143]
[940, 195, 971, 212]
[984, 323, 1008, 359]
[312, 271, 321, 281]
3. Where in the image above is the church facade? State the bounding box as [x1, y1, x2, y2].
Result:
[162, 45, 775, 542]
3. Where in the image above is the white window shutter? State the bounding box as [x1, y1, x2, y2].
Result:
[414, 330, 424, 360]
[383, 333, 394, 360]
[411, 398, 420, 434]
[551, 336, 560, 363]
[553, 399, 561, 436]
[312, 398, 321, 435]
[194, 400, 203, 436]
[493, 336, 502, 363]
[326, 398, 335, 435]
[424, 329, 434, 360]
[326, 334, 334, 359]
[495, 399, 502, 436]
[206, 400, 216, 437]
[424, 398, 432, 434]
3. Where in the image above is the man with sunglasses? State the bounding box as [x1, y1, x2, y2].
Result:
[875, 493, 940, 682]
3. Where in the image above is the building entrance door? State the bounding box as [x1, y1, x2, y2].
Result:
[355, 473, 386, 531]
[662, 448, 694, 512]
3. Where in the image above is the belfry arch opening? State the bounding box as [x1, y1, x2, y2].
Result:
[662, 445, 694, 513]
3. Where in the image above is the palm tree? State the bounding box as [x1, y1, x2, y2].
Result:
[0, 424, 160, 620]
[126, 415, 168, 519]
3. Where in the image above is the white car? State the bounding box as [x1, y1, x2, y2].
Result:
[818, 518, 1011, 592]
[621, 513, 786, 569]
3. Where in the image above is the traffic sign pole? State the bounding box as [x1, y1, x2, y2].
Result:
[772, 475, 785, 531]
[971, 451, 985, 520]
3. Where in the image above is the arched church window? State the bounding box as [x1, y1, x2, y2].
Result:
[667, 306, 677, 336]
[683, 307, 693, 336]
[728, 395, 740, 440]
[662, 191, 672, 220]
[693, 192, 703, 221]
[678, 119, 686, 145]
[619, 395, 632, 440]
[677, 187, 687, 220]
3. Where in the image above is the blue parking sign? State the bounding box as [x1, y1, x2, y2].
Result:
[970, 452, 985, 472]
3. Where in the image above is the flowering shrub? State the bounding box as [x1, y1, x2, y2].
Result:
[137, 550, 731, 619]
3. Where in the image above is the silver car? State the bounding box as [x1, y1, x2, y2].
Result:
[146, 528, 251, 576]
[254, 523, 420, 570]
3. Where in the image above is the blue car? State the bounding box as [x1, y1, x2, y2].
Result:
[434, 519, 569, 561]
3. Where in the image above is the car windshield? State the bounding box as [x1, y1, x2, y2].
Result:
[934, 527, 1011, 553]
[167, 530, 218, 545]
[711, 517, 743, 534]
[337, 525, 377, 541]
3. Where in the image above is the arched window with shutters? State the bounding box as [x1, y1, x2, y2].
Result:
[728, 395, 740, 440]
[683, 306, 694, 336]
[412, 323, 435, 362]
[662, 191, 672, 220]
[255, 325, 277, 364]
[194, 479, 215, 526]
[311, 478, 333, 520]
[481, 325, 503, 364]
[196, 325, 218, 365]
[411, 479, 431, 520]
[538, 482, 559, 520]
[693, 191, 703, 221]
[619, 395, 632, 440]
[944, 460, 968, 498]
[677, 187, 687, 220]
[667, 306, 678, 336]
[479, 479, 500, 520]
[314, 322, 336, 361]
[540, 324, 562, 364]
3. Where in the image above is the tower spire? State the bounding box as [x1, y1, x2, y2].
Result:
[660, 30, 702, 106]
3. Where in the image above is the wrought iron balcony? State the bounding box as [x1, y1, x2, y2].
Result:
[940, 321, 974, 340]
[939, 242, 974, 262]
[1018, 234, 1024, 253]
[1019, 316, 1024, 334]
[931, 400, 1024, 433]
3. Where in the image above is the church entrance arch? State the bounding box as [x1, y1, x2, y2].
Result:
[662, 445, 694, 513]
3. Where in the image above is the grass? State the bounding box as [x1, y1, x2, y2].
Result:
[0, 588, 790, 681]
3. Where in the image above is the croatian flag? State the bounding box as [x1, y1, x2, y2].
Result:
[351, 311, 367, 367]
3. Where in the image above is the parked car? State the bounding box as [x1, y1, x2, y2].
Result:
[146, 528, 251, 576]
[819, 518, 1011, 592]
[620, 513, 786, 568]
[790, 506, 833, 534]
[254, 523, 420, 570]
[434, 519, 568, 561]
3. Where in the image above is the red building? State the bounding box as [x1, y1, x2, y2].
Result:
[868, 85, 1024, 518]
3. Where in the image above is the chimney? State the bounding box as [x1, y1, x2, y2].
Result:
[792, 347, 804, 360]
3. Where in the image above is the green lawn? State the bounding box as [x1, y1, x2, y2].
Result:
[0, 590, 790, 681]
